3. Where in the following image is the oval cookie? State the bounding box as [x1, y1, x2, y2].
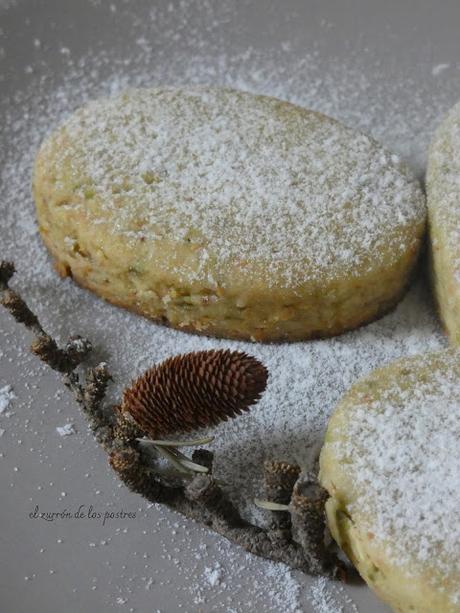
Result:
[427, 101, 460, 345]
[33, 87, 426, 341]
[320, 348, 460, 612]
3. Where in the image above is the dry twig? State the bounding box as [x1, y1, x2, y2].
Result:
[0, 260, 346, 579]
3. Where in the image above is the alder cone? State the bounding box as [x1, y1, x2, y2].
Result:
[121, 349, 268, 439]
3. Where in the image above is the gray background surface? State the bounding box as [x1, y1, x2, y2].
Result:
[1, 1, 460, 612]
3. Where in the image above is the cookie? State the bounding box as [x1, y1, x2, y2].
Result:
[33, 87, 426, 341]
[427, 101, 460, 344]
[320, 348, 460, 612]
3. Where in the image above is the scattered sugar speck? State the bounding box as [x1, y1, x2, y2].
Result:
[0, 385, 15, 414]
[56, 423, 76, 436]
[432, 63, 450, 76]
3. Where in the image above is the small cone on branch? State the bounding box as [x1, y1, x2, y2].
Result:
[109, 447, 140, 474]
[121, 349, 268, 439]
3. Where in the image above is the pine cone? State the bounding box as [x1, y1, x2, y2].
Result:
[121, 349, 268, 439]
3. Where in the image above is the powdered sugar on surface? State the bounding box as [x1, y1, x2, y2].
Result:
[326, 349, 460, 602]
[55, 423, 76, 437]
[203, 562, 223, 587]
[432, 63, 450, 76]
[0, 384, 15, 414]
[309, 578, 343, 613]
[1, 0, 460, 611]
[37, 86, 425, 287]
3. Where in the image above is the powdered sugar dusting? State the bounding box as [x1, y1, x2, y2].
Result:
[309, 578, 346, 613]
[203, 563, 223, 587]
[55, 423, 76, 437]
[37, 86, 425, 287]
[0, 384, 15, 415]
[432, 63, 450, 76]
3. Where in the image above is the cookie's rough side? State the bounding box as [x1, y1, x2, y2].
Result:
[427, 100, 460, 345]
[34, 87, 426, 341]
[320, 348, 460, 613]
